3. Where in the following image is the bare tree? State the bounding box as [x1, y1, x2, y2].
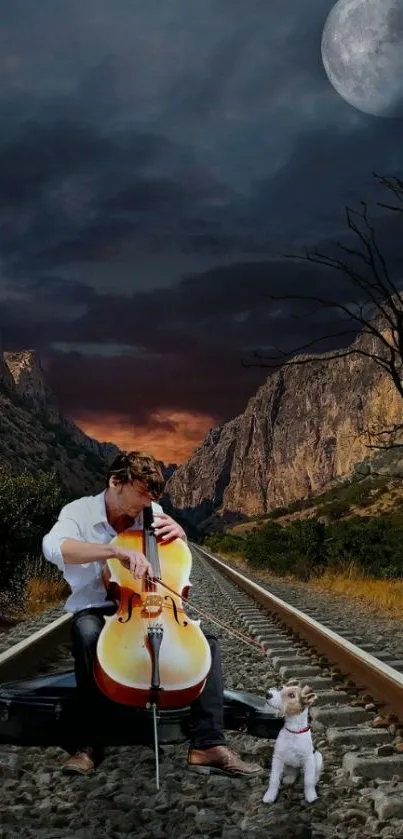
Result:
[243, 172, 403, 450]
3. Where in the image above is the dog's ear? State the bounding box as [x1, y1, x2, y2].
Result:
[300, 684, 317, 706]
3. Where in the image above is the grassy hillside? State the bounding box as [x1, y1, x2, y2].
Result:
[203, 473, 403, 617]
[227, 474, 403, 533]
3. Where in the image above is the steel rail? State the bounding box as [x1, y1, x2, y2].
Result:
[1, 548, 402, 723]
[0, 613, 71, 681]
[195, 544, 403, 722]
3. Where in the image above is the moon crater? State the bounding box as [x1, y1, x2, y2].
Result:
[321, 0, 403, 117]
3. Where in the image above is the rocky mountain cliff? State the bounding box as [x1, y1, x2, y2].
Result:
[0, 350, 120, 494]
[4, 351, 119, 464]
[165, 328, 403, 528]
[0, 349, 177, 495]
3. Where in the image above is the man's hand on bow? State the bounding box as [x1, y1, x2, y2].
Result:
[152, 513, 186, 542]
[112, 546, 153, 579]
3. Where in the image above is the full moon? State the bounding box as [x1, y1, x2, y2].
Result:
[321, 0, 403, 117]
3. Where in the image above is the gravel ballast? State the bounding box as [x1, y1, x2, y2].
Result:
[0, 550, 402, 839]
[197, 547, 403, 664]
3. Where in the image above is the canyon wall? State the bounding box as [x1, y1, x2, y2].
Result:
[166, 331, 403, 525]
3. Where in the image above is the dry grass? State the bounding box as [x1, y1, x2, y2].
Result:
[1, 576, 68, 622]
[310, 571, 403, 618]
[216, 550, 246, 563]
[208, 549, 403, 619]
[24, 576, 67, 616]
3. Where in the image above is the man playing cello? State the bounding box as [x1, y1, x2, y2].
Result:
[42, 450, 262, 778]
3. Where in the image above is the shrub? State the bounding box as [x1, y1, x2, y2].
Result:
[325, 516, 403, 579]
[269, 506, 289, 519]
[205, 509, 403, 582]
[0, 467, 70, 613]
[325, 500, 351, 520]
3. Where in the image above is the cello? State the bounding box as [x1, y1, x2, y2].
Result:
[93, 505, 212, 712]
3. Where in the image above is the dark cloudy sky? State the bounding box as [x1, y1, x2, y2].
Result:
[1, 0, 402, 463]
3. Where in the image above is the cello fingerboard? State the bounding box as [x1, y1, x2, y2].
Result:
[143, 505, 161, 580]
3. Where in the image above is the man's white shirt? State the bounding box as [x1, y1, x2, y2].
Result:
[42, 491, 163, 613]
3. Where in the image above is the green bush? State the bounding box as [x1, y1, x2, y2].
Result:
[325, 500, 351, 520]
[325, 515, 403, 578]
[204, 533, 245, 554]
[204, 510, 403, 581]
[341, 483, 371, 506]
[269, 506, 289, 519]
[0, 467, 70, 604]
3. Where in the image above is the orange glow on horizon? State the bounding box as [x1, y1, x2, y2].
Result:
[73, 410, 216, 464]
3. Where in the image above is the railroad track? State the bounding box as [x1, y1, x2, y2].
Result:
[195, 545, 403, 724]
[0, 613, 71, 681]
[194, 545, 403, 826]
[0, 546, 402, 838]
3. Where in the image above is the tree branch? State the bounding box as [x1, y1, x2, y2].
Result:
[242, 172, 403, 456]
[241, 344, 400, 375]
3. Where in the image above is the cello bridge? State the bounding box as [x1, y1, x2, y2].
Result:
[143, 594, 164, 616]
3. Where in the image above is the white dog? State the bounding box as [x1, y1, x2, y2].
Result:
[262, 679, 323, 804]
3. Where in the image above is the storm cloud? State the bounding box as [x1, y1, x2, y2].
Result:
[1, 0, 402, 459]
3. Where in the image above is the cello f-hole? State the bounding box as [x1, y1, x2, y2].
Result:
[164, 594, 188, 627]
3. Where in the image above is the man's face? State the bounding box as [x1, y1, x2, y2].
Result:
[114, 478, 154, 516]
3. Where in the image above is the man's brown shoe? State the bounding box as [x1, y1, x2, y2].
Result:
[62, 748, 96, 775]
[188, 745, 262, 777]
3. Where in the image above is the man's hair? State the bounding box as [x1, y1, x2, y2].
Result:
[106, 450, 166, 499]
